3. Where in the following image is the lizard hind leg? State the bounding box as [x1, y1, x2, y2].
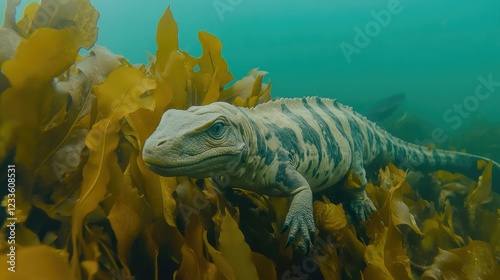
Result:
[348, 188, 376, 221]
[344, 157, 376, 221]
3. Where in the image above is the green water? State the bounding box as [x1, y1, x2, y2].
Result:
[2, 0, 500, 144]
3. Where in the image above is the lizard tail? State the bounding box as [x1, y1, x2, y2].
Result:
[388, 141, 500, 192]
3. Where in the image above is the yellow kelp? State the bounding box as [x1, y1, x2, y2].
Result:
[0, 1, 499, 280]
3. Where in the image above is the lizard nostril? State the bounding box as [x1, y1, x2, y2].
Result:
[156, 140, 167, 147]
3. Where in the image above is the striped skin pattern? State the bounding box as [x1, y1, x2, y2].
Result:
[143, 97, 500, 253]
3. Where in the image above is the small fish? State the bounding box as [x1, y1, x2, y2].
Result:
[366, 92, 405, 122]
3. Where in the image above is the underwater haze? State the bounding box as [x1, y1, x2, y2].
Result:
[2, 0, 500, 140]
[98, 0, 500, 123]
[2, 1, 500, 279]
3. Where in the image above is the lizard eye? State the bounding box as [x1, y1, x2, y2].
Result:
[209, 121, 225, 138]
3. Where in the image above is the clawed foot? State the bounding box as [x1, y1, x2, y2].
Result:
[281, 205, 316, 255]
[348, 191, 376, 221]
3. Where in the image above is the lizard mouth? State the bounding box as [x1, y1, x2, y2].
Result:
[143, 153, 238, 178]
[145, 161, 205, 178]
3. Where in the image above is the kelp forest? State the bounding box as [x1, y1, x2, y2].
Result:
[0, 0, 499, 279]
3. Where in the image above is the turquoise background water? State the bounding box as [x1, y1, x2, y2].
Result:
[2, 0, 500, 137]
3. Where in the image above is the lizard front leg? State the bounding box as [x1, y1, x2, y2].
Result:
[275, 164, 315, 254]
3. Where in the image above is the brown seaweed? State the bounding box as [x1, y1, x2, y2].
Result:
[0, 1, 498, 280]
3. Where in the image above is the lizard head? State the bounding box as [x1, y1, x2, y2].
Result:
[142, 102, 247, 179]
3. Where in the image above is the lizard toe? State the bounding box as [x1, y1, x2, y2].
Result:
[283, 207, 315, 253]
[350, 196, 376, 221]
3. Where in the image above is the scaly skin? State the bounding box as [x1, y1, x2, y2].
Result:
[143, 97, 500, 253]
